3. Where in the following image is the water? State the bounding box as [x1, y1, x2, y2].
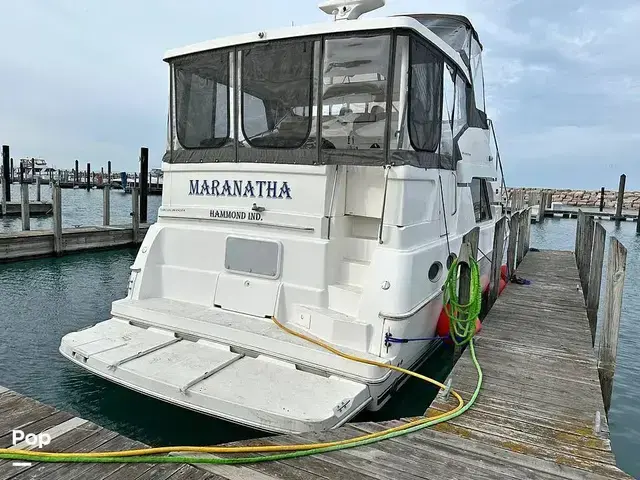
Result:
[0, 208, 638, 476]
[1, 184, 162, 232]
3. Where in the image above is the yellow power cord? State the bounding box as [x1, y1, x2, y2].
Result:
[3, 316, 464, 458]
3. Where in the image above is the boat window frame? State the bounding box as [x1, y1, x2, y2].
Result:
[239, 37, 318, 150]
[173, 47, 234, 150]
[406, 33, 445, 154]
[319, 30, 395, 156]
[471, 177, 493, 223]
[167, 27, 468, 167]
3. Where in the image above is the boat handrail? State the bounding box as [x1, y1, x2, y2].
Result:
[378, 165, 391, 244]
[378, 291, 440, 320]
[327, 165, 339, 240]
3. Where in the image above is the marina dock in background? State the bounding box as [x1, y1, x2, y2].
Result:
[0, 208, 633, 478]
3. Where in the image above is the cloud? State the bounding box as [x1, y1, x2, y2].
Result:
[0, 0, 638, 189]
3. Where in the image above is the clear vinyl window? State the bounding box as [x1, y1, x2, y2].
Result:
[240, 39, 315, 149]
[471, 178, 492, 223]
[174, 50, 230, 148]
[321, 34, 391, 150]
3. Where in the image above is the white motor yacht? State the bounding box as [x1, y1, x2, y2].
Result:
[60, 0, 506, 434]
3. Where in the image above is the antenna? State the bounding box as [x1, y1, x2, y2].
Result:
[318, 0, 385, 21]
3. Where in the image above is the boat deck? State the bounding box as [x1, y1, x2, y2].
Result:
[0, 250, 632, 479]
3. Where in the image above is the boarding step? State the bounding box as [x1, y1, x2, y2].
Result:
[60, 319, 371, 433]
[294, 305, 372, 352]
[343, 236, 378, 263]
[328, 283, 362, 317]
[339, 259, 370, 287]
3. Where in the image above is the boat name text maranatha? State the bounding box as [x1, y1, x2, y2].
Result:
[188, 179, 292, 199]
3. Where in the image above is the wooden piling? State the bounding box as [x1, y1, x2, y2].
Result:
[132, 187, 140, 244]
[103, 185, 111, 226]
[587, 222, 606, 345]
[523, 207, 531, 254]
[598, 237, 627, 414]
[52, 183, 63, 256]
[489, 216, 507, 308]
[614, 174, 626, 220]
[0, 173, 6, 216]
[575, 210, 585, 270]
[139, 147, 149, 223]
[20, 182, 30, 231]
[600, 187, 605, 212]
[537, 191, 546, 222]
[516, 208, 528, 267]
[74, 159, 79, 185]
[506, 211, 520, 279]
[580, 215, 595, 298]
[107, 160, 112, 187]
[86, 163, 91, 191]
[546, 190, 553, 208]
[1, 145, 9, 202]
[35, 175, 41, 202]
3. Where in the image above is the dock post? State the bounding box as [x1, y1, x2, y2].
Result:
[575, 210, 585, 272]
[10, 157, 14, 183]
[35, 175, 41, 202]
[139, 147, 149, 223]
[0, 171, 6, 216]
[600, 187, 605, 212]
[523, 207, 531, 254]
[1, 145, 9, 202]
[103, 185, 111, 226]
[86, 163, 91, 191]
[20, 174, 30, 231]
[587, 223, 606, 345]
[536, 191, 546, 222]
[74, 160, 79, 185]
[132, 187, 140, 244]
[516, 209, 528, 267]
[637, 203, 640, 235]
[598, 237, 627, 415]
[52, 183, 63, 256]
[580, 215, 595, 298]
[614, 174, 625, 221]
[506, 211, 520, 279]
[107, 161, 112, 187]
[489, 216, 507, 308]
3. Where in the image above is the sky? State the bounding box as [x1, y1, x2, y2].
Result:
[0, 0, 638, 189]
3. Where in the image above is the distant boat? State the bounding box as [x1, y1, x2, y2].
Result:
[20, 157, 47, 174]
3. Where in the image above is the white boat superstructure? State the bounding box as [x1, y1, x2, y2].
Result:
[60, 0, 506, 434]
[20, 157, 48, 175]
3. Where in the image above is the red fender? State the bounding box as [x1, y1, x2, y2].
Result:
[500, 264, 508, 281]
[437, 307, 481, 344]
[499, 277, 507, 295]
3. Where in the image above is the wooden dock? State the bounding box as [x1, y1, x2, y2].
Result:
[0, 386, 210, 480]
[189, 249, 630, 480]
[2, 202, 53, 217]
[0, 224, 150, 263]
[0, 246, 632, 478]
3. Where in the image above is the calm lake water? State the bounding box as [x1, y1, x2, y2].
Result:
[1, 183, 162, 232]
[0, 193, 638, 477]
